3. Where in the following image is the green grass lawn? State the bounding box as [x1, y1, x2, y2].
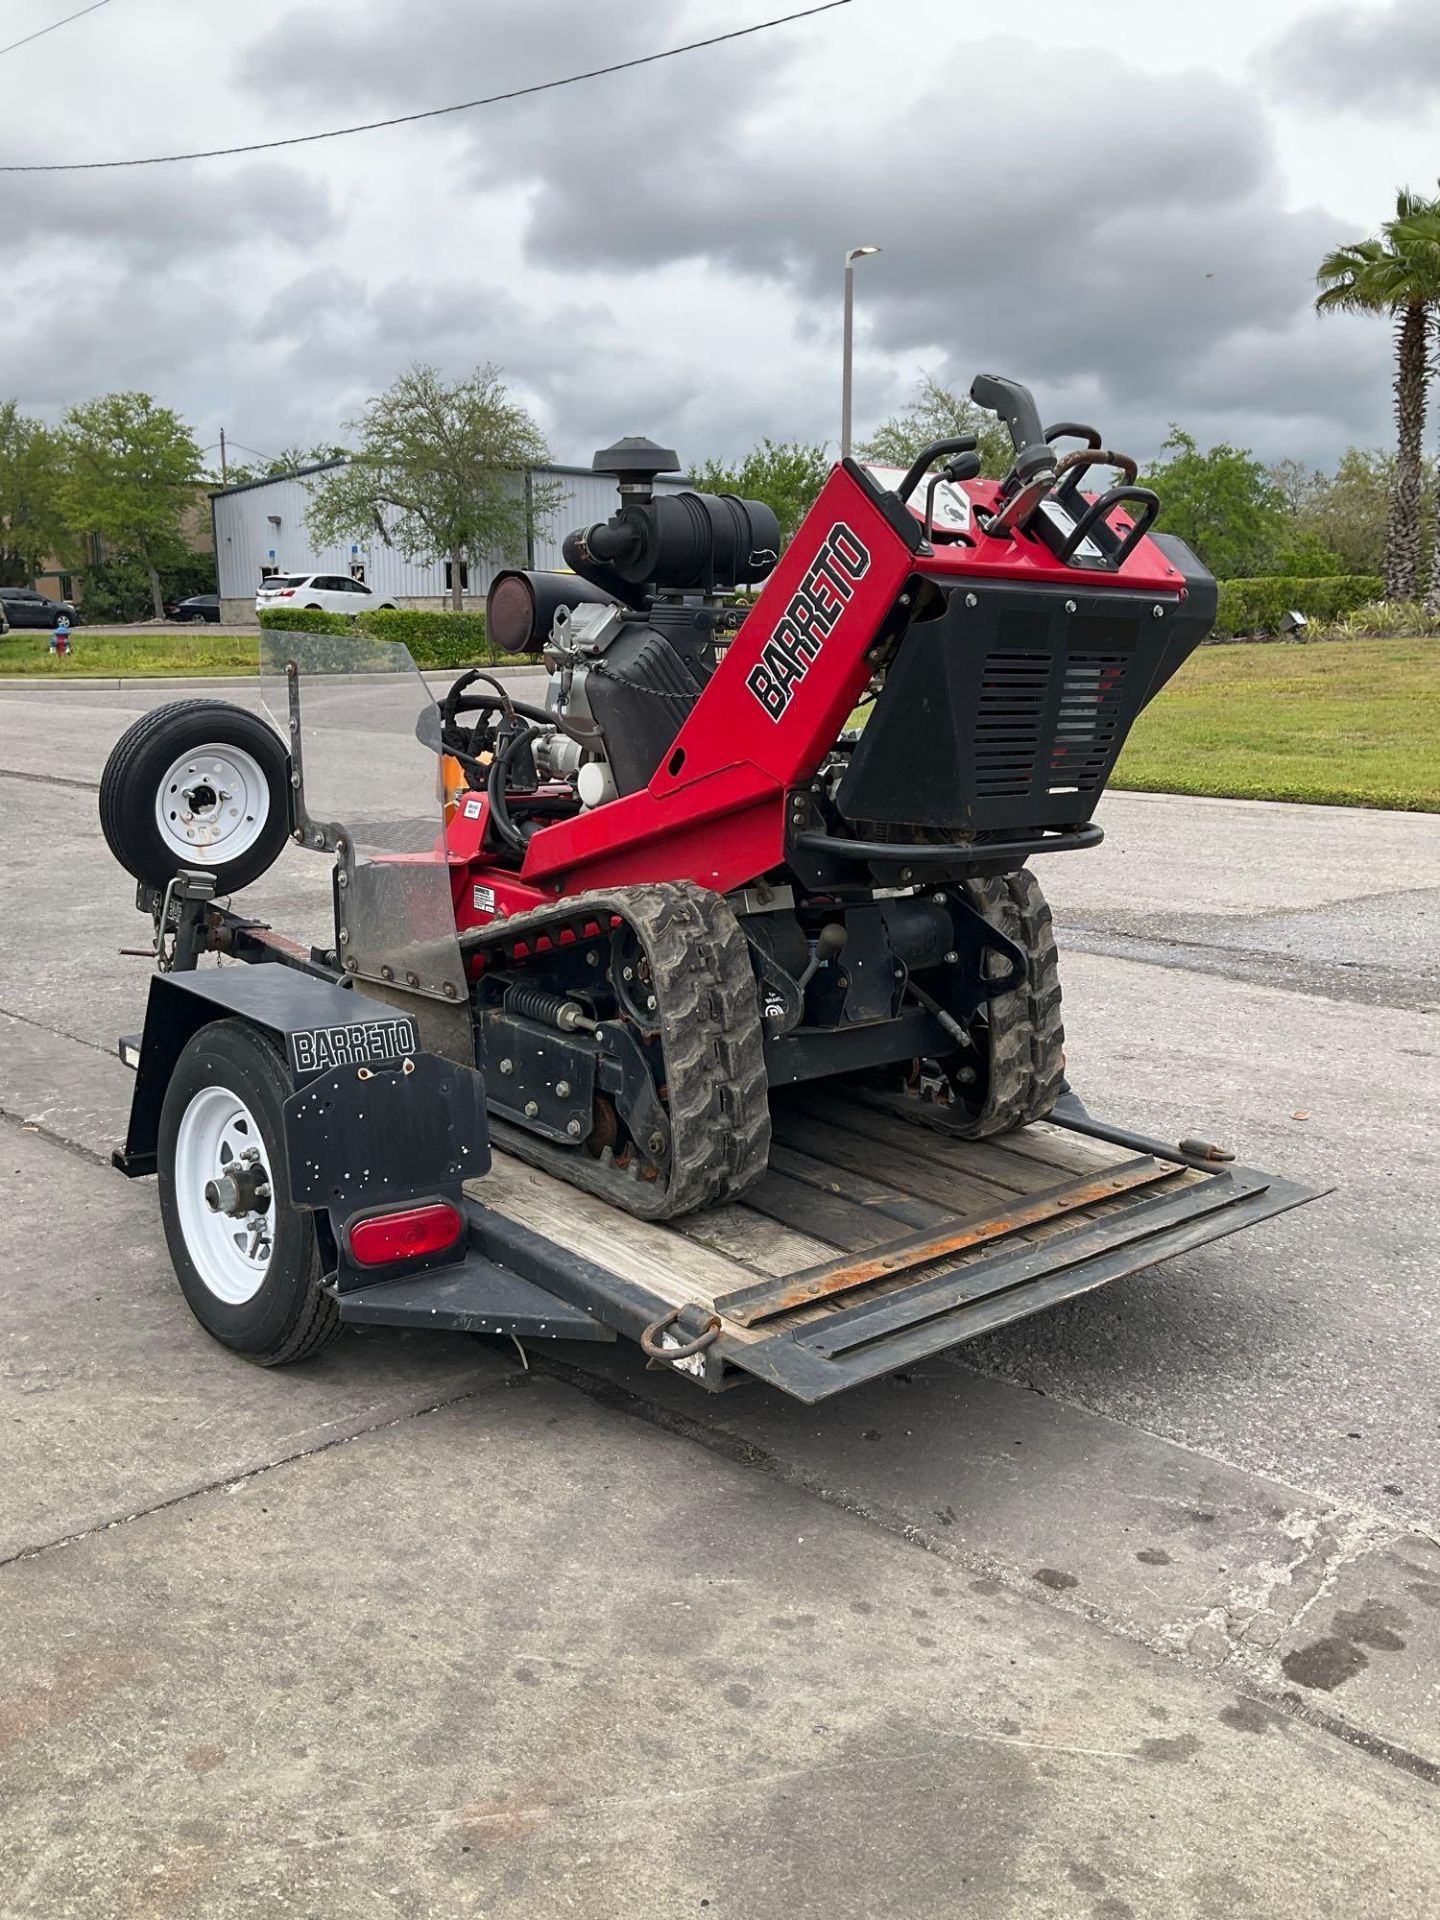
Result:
[3, 624, 1434, 813]
[0, 628, 259, 678]
[1112, 637, 1439, 812]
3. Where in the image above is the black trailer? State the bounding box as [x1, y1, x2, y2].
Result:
[111, 875, 1316, 1401]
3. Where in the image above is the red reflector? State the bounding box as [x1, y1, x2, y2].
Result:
[349, 1202, 464, 1267]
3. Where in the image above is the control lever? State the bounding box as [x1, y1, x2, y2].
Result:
[923, 449, 982, 545]
[970, 373, 1057, 540]
[796, 922, 847, 993]
[895, 435, 978, 508]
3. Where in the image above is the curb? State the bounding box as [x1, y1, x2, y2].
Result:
[0, 664, 537, 694]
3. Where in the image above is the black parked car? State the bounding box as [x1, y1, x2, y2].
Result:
[166, 592, 221, 624]
[0, 587, 81, 628]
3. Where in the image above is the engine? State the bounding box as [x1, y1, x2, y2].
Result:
[481, 437, 780, 817]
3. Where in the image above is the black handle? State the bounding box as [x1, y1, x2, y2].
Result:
[1056, 486, 1160, 568]
[1044, 421, 1102, 450]
[970, 374, 1046, 458]
[895, 435, 978, 505]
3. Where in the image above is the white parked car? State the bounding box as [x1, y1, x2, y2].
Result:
[255, 573, 398, 617]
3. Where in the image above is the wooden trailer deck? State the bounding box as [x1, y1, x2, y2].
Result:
[466, 1090, 1317, 1400]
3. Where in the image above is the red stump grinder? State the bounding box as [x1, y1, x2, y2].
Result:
[101, 375, 1317, 1397]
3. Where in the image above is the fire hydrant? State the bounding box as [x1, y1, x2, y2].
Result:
[49, 616, 72, 658]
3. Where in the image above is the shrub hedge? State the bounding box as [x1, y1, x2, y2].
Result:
[258, 604, 499, 667]
[1214, 575, 1383, 638]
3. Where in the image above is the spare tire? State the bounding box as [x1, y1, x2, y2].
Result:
[99, 698, 291, 893]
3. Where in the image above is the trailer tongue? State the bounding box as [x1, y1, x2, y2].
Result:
[101, 370, 1322, 1396]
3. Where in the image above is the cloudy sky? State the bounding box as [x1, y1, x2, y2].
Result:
[2, 0, 1435, 472]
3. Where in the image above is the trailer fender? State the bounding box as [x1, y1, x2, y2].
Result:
[114, 968, 487, 1191]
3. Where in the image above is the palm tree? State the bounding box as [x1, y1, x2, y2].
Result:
[1316, 188, 1440, 602]
[1386, 201, 1440, 612]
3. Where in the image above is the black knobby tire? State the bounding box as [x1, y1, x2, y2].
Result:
[98, 698, 291, 893]
[479, 881, 771, 1220]
[158, 1019, 340, 1365]
[946, 869, 1065, 1138]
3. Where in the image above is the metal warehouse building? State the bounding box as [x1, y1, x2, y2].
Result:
[211, 461, 690, 623]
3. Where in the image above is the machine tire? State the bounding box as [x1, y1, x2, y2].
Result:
[99, 699, 291, 893]
[158, 1019, 340, 1365]
[947, 869, 1065, 1138]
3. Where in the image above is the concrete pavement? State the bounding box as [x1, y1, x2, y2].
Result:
[1, 679, 1437, 1917]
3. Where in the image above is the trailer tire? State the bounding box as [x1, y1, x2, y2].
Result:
[158, 1019, 340, 1366]
[99, 699, 290, 893]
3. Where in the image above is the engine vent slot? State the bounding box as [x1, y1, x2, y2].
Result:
[975, 649, 1051, 796]
[1050, 652, 1129, 793]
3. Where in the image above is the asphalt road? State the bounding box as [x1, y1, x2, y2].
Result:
[1, 677, 1438, 1918]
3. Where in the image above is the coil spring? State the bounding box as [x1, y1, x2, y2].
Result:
[503, 983, 574, 1029]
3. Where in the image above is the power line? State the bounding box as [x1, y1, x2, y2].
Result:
[0, 0, 112, 62]
[0, 1, 852, 173]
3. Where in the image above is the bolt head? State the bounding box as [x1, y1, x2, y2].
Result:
[944, 950, 958, 964]
[1065, 600, 1077, 614]
[646, 994, 657, 1012]
[964, 592, 978, 609]
[566, 1118, 584, 1139]
[499, 1058, 514, 1075]
[587, 950, 601, 966]
[1152, 604, 1165, 619]
[523, 1100, 539, 1119]
[555, 1079, 572, 1099]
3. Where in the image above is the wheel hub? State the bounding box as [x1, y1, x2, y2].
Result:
[155, 744, 271, 866]
[174, 1086, 276, 1303]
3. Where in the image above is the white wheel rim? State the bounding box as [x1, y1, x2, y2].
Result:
[154, 743, 270, 868]
[174, 1086, 275, 1304]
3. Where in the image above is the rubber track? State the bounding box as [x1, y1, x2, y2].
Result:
[944, 869, 1066, 1138]
[469, 881, 771, 1220]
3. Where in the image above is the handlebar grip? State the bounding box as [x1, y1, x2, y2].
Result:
[970, 374, 1046, 457]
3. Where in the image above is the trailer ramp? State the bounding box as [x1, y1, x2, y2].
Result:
[465, 1089, 1319, 1402]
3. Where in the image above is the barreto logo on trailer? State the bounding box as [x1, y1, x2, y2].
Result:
[289, 1017, 419, 1075]
[746, 521, 871, 720]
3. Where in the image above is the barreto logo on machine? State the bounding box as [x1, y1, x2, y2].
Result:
[746, 521, 871, 720]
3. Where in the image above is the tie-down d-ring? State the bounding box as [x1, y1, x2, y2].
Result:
[640, 1307, 722, 1361]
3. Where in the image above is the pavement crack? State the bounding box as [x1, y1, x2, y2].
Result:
[0, 1370, 528, 1571]
[0, 1104, 112, 1169]
[523, 1350, 1440, 1792]
[0, 765, 99, 792]
[0, 999, 118, 1061]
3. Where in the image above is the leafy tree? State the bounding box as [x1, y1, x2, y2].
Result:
[218, 442, 349, 487]
[0, 402, 66, 587]
[83, 552, 217, 624]
[1265, 528, 1347, 577]
[59, 392, 202, 619]
[858, 374, 1013, 480]
[691, 438, 831, 543]
[1297, 447, 1397, 576]
[1138, 428, 1285, 579]
[1316, 186, 1440, 600]
[304, 364, 559, 611]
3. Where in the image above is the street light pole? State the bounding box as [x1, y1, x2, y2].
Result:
[840, 244, 881, 458]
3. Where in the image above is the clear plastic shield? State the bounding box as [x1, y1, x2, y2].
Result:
[259, 630, 469, 1058]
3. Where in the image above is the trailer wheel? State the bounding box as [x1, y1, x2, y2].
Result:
[99, 699, 290, 893]
[158, 1019, 340, 1366]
